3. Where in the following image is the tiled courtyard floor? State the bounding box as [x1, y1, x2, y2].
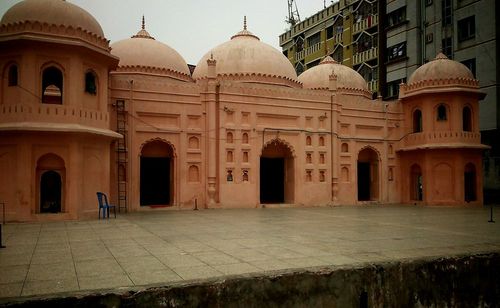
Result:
[0, 205, 499, 299]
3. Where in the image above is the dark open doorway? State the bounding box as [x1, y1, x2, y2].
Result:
[357, 147, 379, 201]
[260, 157, 285, 203]
[410, 164, 423, 201]
[40, 170, 62, 213]
[464, 163, 476, 202]
[140, 157, 170, 206]
[357, 162, 370, 201]
[260, 139, 294, 204]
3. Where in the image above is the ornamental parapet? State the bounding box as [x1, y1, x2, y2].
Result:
[0, 21, 110, 52]
[0, 103, 110, 131]
[399, 78, 480, 98]
[113, 65, 192, 82]
[399, 130, 483, 151]
[196, 72, 302, 88]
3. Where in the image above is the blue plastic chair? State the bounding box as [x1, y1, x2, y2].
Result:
[96, 192, 116, 219]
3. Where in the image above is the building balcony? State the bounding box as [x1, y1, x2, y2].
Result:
[0, 103, 119, 137]
[367, 80, 378, 92]
[353, 47, 378, 66]
[399, 131, 486, 151]
[352, 15, 379, 35]
[334, 32, 343, 43]
[296, 41, 326, 61]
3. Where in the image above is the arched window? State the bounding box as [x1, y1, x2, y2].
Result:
[242, 132, 249, 144]
[413, 109, 422, 133]
[306, 153, 312, 163]
[227, 132, 233, 144]
[8, 64, 18, 86]
[188, 165, 199, 182]
[227, 150, 233, 162]
[341, 143, 349, 153]
[188, 136, 199, 149]
[85, 71, 97, 95]
[319, 136, 325, 146]
[437, 104, 447, 121]
[463, 106, 472, 132]
[42, 66, 63, 104]
[306, 136, 312, 146]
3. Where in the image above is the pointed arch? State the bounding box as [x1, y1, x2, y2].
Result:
[36, 153, 65, 213]
[357, 146, 380, 201]
[140, 138, 176, 206]
[41, 62, 65, 104]
[260, 138, 295, 203]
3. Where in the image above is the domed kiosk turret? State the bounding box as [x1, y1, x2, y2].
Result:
[0, 0, 120, 221]
[298, 56, 371, 97]
[397, 52, 488, 206]
[110, 17, 191, 81]
[400, 52, 483, 99]
[0, 0, 109, 51]
[193, 17, 299, 87]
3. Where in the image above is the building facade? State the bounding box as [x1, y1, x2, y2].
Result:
[281, 0, 500, 203]
[0, 0, 488, 222]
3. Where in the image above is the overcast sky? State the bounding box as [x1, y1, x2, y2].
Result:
[0, 0, 327, 64]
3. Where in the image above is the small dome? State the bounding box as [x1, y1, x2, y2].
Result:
[192, 18, 298, 87]
[0, 0, 104, 38]
[110, 18, 190, 79]
[408, 53, 474, 84]
[298, 56, 369, 92]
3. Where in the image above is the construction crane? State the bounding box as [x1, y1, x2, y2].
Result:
[286, 0, 301, 28]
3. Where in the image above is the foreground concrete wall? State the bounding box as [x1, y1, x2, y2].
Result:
[2, 252, 499, 307]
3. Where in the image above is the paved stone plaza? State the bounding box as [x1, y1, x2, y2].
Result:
[0, 205, 499, 299]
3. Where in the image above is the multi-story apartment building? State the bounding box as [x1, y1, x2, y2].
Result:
[281, 0, 500, 202]
[279, 0, 381, 94]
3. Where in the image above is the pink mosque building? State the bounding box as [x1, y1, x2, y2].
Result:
[0, 0, 488, 222]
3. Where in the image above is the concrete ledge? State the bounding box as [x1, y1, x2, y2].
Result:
[1, 252, 499, 307]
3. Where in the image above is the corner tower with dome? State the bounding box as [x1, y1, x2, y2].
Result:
[0, 2, 488, 222]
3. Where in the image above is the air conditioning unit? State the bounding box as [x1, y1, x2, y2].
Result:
[426, 33, 433, 43]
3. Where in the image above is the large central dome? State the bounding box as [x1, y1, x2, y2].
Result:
[192, 18, 299, 87]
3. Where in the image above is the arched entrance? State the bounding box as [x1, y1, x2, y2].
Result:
[410, 164, 423, 201]
[464, 163, 476, 202]
[357, 147, 379, 201]
[260, 139, 294, 203]
[36, 153, 65, 213]
[140, 140, 174, 206]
